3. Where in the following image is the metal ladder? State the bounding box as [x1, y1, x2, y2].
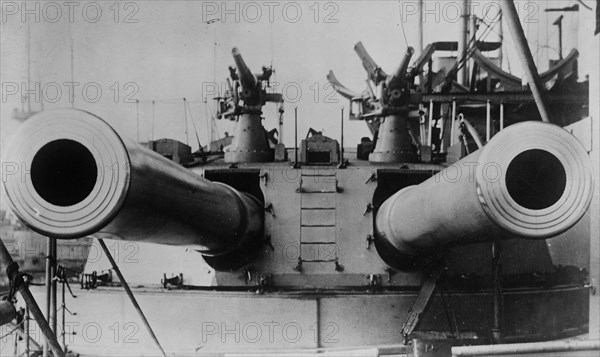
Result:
[296, 168, 342, 271]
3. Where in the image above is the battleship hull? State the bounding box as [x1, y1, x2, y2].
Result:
[1, 284, 587, 356]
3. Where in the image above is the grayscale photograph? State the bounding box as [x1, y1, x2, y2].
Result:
[0, 0, 599, 356]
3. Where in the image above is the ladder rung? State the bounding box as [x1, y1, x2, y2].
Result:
[300, 224, 336, 228]
[300, 259, 337, 263]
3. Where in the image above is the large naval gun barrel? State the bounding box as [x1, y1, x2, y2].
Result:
[385, 46, 414, 90]
[2, 109, 263, 269]
[232, 47, 257, 91]
[375, 121, 593, 270]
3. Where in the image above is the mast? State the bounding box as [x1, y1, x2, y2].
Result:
[498, 11, 504, 69]
[457, 0, 470, 86]
[210, 20, 219, 144]
[417, 0, 424, 57]
[27, 22, 31, 113]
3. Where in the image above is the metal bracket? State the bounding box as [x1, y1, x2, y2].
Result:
[334, 258, 344, 272]
[296, 178, 303, 193]
[365, 173, 377, 184]
[366, 274, 380, 289]
[293, 258, 303, 272]
[259, 172, 268, 186]
[264, 235, 275, 252]
[264, 203, 275, 217]
[256, 274, 270, 294]
[336, 180, 344, 193]
[385, 267, 396, 283]
[366, 234, 375, 249]
[244, 269, 253, 284]
[161, 273, 183, 289]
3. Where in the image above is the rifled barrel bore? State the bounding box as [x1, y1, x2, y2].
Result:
[375, 121, 594, 269]
[3, 109, 263, 269]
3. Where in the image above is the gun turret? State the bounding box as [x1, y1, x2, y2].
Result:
[329, 42, 418, 163]
[374, 121, 594, 270]
[216, 47, 284, 163]
[2, 109, 264, 270]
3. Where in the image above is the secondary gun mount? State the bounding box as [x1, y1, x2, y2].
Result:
[375, 121, 594, 270]
[218, 47, 283, 163]
[328, 42, 417, 163]
[2, 109, 264, 270]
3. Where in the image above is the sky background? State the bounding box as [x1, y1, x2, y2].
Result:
[1, 0, 597, 210]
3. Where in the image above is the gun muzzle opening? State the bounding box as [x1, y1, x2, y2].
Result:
[3, 109, 131, 238]
[31, 139, 98, 207]
[505, 149, 566, 210]
[375, 121, 594, 270]
[476, 122, 593, 238]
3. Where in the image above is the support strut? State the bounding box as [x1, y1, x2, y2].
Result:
[97, 239, 167, 357]
[499, 0, 553, 123]
[400, 263, 445, 344]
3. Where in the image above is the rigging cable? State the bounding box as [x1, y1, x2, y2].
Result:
[454, 10, 501, 76]
[397, 0, 410, 49]
[185, 99, 203, 150]
[204, 99, 223, 147]
[0, 320, 24, 340]
[207, 99, 222, 143]
[576, 0, 593, 11]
